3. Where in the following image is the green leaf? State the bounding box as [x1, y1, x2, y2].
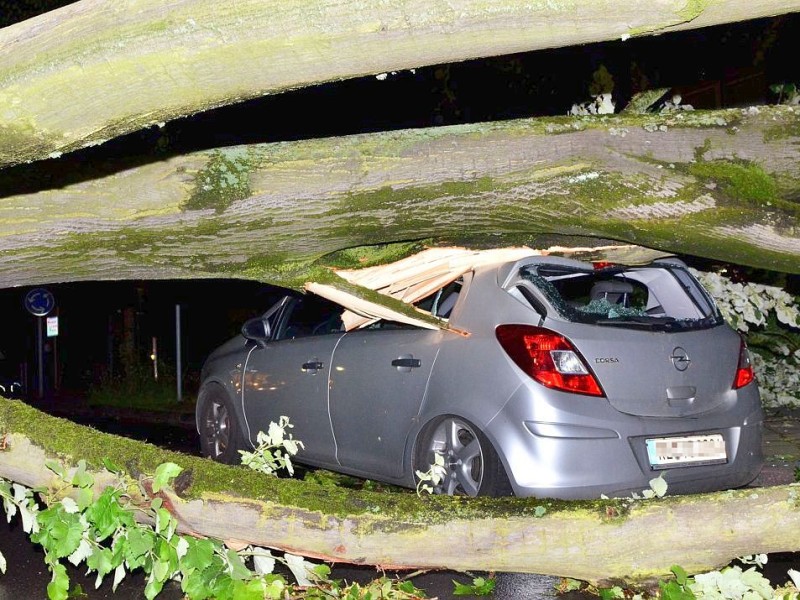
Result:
[152, 554, 172, 584]
[75, 488, 94, 513]
[67, 583, 87, 599]
[85, 488, 131, 540]
[102, 458, 123, 474]
[225, 548, 252, 581]
[534, 505, 547, 518]
[453, 576, 496, 596]
[47, 562, 70, 600]
[71, 461, 94, 489]
[124, 527, 155, 568]
[672, 565, 690, 586]
[155, 538, 179, 580]
[152, 463, 183, 493]
[232, 578, 272, 600]
[660, 579, 696, 600]
[45, 460, 66, 480]
[155, 507, 175, 537]
[397, 580, 419, 593]
[312, 563, 332, 581]
[598, 585, 624, 600]
[144, 577, 164, 600]
[86, 547, 115, 588]
[33, 506, 85, 559]
[183, 538, 216, 572]
[182, 567, 214, 600]
[265, 575, 290, 600]
[560, 578, 583, 592]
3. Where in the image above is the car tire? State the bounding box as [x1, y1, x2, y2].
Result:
[197, 385, 247, 464]
[415, 415, 512, 497]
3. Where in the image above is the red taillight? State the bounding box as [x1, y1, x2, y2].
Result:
[495, 324, 605, 397]
[734, 338, 755, 389]
[592, 261, 616, 270]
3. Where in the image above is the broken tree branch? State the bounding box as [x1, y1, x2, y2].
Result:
[1, 397, 799, 586]
[2, 0, 800, 167]
[0, 106, 797, 288]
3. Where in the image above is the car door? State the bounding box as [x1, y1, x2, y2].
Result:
[328, 326, 443, 478]
[242, 295, 344, 465]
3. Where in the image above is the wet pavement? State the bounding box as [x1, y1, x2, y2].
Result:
[753, 411, 800, 487]
[4, 399, 800, 599]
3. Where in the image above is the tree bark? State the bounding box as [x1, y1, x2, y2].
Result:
[1, 398, 799, 586]
[0, 105, 797, 288]
[2, 0, 800, 167]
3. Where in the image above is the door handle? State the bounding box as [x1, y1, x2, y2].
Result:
[391, 358, 421, 368]
[302, 361, 324, 371]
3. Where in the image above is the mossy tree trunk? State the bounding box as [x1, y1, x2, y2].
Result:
[2, 0, 800, 168]
[0, 105, 798, 288]
[1, 398, 799, 586]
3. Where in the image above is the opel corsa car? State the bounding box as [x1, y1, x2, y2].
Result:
[196, 256, 764, 499]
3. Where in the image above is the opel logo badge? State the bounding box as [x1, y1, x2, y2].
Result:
[670, 347, 691, 371]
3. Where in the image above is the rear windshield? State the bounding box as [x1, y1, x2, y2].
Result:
[518, 264, 722, 331]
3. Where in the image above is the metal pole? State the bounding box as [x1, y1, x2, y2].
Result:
[53, 320, 59, 393]
[151, 336, 158, 380]
[175, 304, 182, 403]
[36, 316, 44, 399]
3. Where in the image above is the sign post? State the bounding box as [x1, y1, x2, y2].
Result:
[24, 288, 55, 399]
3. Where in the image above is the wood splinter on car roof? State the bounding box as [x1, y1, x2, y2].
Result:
[306, 247, 538, 333]
[305, 244, 674, 333]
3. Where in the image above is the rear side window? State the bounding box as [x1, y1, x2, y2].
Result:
[518, 264, 722, 331]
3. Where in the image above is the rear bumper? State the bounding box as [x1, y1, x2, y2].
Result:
[486, 383, 764, 500]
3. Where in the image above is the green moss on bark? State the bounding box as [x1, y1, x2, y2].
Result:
[185, 148, 255, 213]
[689, 160, 778, 205]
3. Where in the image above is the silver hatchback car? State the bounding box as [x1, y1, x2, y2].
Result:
[196, 256, 763, 499]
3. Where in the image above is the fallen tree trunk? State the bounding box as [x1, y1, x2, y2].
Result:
[1, 397, 799, 586]
[0, 105, 798, 288]
[2, 0, 800, 168]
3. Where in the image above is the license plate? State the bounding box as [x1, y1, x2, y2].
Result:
[646, 434, 727, 469]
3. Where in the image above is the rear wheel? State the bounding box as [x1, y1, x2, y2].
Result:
[198, 385, 246, 464]
[415, 416, 512, 497]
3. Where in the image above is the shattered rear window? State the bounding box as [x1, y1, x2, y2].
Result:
[519, 264, 722, 331]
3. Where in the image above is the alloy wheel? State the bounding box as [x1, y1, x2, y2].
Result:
[425, 417, 484, 496]
[203, 398, 230, 459]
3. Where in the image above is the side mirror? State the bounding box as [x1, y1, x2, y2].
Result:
[242, 317, 271, 344]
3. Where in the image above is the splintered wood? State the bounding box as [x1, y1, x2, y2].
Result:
[305, 244, 668, 332]
[306, 246, 537, 331]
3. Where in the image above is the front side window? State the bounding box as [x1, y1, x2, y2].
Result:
[277, 295, 344, 340]
[518, 264, 722, 331]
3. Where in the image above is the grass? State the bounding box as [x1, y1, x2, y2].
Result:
[87, 363, 195, 414]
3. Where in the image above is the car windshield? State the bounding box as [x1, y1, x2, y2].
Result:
[518, 263, 723, 331]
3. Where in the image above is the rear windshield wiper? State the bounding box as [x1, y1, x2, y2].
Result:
[595, 316, 679, 331]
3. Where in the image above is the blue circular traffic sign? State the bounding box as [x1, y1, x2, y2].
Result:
[24, 288, 55, 317]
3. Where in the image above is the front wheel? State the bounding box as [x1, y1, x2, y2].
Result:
[415, 416, 512, 497]
[197, 385, 246, 464]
